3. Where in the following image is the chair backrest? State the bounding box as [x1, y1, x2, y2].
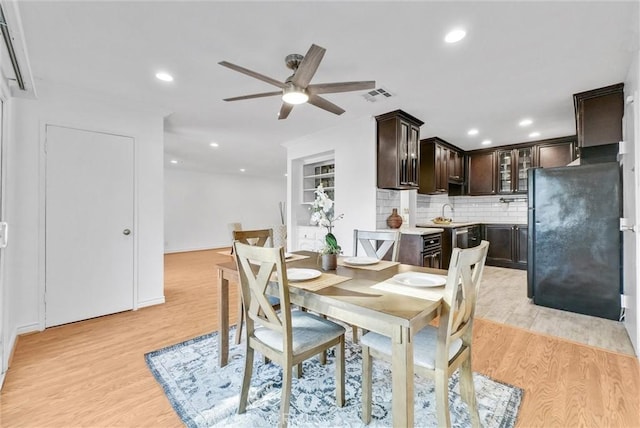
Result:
[233, 228, 274, 248]
[353, 229, 401, 261]
[436, 240, 489, 367]
[233, 242, 292, 348]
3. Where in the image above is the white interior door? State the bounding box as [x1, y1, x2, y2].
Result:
[622, 91, 639, 355]
[45, 125, 134, 327]
[0, 98, 6, 380]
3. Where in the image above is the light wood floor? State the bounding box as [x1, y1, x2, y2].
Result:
[0, 249, 638, 427]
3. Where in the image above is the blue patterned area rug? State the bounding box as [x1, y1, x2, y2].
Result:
[145, 329, 523, 428]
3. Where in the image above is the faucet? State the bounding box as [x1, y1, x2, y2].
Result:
[442, 203, 454, 219]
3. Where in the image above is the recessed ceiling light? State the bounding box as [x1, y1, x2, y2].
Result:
[467, 128, 479, 136]
[170, 159, 178, 164]
[284, 173, 288, 177]
[529, 132, 540, 138]
[155, 72, 174, 82]
[209, 142, 219, 148]
[445, 28, 466, 43]
[519, 118, 533, 127]
[481, 140, 492, 146]
[240, 168, 246, 172]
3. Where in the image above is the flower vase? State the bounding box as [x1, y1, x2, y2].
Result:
[387, 208, 403, 229]
[273, 224, 287, 249]
[321, 253, 337, 271]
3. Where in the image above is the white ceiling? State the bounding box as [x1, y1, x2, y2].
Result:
[13, 1, 639, 178]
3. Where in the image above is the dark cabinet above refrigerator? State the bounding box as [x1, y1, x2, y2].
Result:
[573, 83, 624, 148]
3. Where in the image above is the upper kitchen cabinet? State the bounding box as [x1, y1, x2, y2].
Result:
[376, 110, 424, 189]
[419, 137, 465, 195]
[467, 151, 496, 195]
[536, 136, 577, 168]
[497, 146, 533, 194]
[573, 83, 624, 148]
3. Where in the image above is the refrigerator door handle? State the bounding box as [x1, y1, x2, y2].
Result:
[620, 218, 636, 232]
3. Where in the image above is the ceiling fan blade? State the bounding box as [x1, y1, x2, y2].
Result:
[308, 81, 376, 95]
[307, 94, 345, 116]
[278, 103, 294, 120]
[223, 91, 282, 102]
[219, 61, 286, 89]
[292, 44, 326, 88]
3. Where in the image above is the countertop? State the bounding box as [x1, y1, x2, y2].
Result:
[415, 222, 481, 229]
[416, 221, 527, 228]
[380, 227, 444, 235]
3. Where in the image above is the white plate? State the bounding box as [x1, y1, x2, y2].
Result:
[391, 272, 447, 288]
[343, 256, 379, 266]
[286, 268, 322, 282]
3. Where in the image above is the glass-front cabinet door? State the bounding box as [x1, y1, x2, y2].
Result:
[515, 147, 532, 193]
[498, 147, 533, 193]
[498, 150, 513, 193]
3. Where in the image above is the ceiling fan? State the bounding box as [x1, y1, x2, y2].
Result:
[219, 44, 375, 120]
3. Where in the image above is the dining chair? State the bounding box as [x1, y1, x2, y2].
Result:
[233, 242, 345, 428]
[360, 240, 489, 428]
[227, 222, 242, 254]
[353, 229, 401, 261]
[350, 229, 401, 342]
[233, 228, 276, 345]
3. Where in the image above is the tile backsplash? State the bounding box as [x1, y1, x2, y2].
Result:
[376, 189, 527, 229]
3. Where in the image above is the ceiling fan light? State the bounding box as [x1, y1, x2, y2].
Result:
[282, 86, 308, 105]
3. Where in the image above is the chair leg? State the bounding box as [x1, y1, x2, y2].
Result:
[351, 325, 359, 344]
[460, 357, 481, 428]
[238, 345, 254, 414]
[319, 350, 327, 365]
[280, 363, 293, 428]
[294, 363, 303, 379]
[234, 286, 244, 345]
[434, 371, 452, 428]
[336, 337, 345, 407]
[361, 344, 372, 424]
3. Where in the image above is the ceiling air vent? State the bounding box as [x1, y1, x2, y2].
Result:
[362, 87, 394, 103]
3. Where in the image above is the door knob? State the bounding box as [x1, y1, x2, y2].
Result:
[123, 229, 131, 235]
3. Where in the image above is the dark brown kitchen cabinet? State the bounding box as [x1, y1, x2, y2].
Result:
[497, 146, 533, 194]
[419, 137, 447, 194]
[419, 137, 465, 195]
[536, 137, 577, 168]
[376, 110, 424, 189]
[573, 83, 624, 148]
[468, 151, 496, 195]
[396, 233, 442, 268]
[448, 149, 464, 183]
[483, 224, 527, 270]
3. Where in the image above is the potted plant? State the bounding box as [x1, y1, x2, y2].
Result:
[310, 183, 343, 270]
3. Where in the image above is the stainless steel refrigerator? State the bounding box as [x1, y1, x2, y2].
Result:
[527, 162, 622, 320]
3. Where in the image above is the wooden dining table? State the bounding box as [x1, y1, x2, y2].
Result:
[215, 250, 446, 427]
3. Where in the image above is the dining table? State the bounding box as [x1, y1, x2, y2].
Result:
[215, 250, 447, 428]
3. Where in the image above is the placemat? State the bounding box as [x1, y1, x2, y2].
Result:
[285, 253, 310, 263]
[337, 257, 399, 271]
[290, 273, 351, 292]
[371, 280, 445, 301]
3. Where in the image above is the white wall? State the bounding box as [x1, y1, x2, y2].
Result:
[4, 82, 165, 354]
[286, 115, 377, 256]
[164, 168, 286, 252]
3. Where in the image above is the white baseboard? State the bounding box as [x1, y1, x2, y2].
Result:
[16, 322, 40, 335]
[137, 296, 165, 309]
